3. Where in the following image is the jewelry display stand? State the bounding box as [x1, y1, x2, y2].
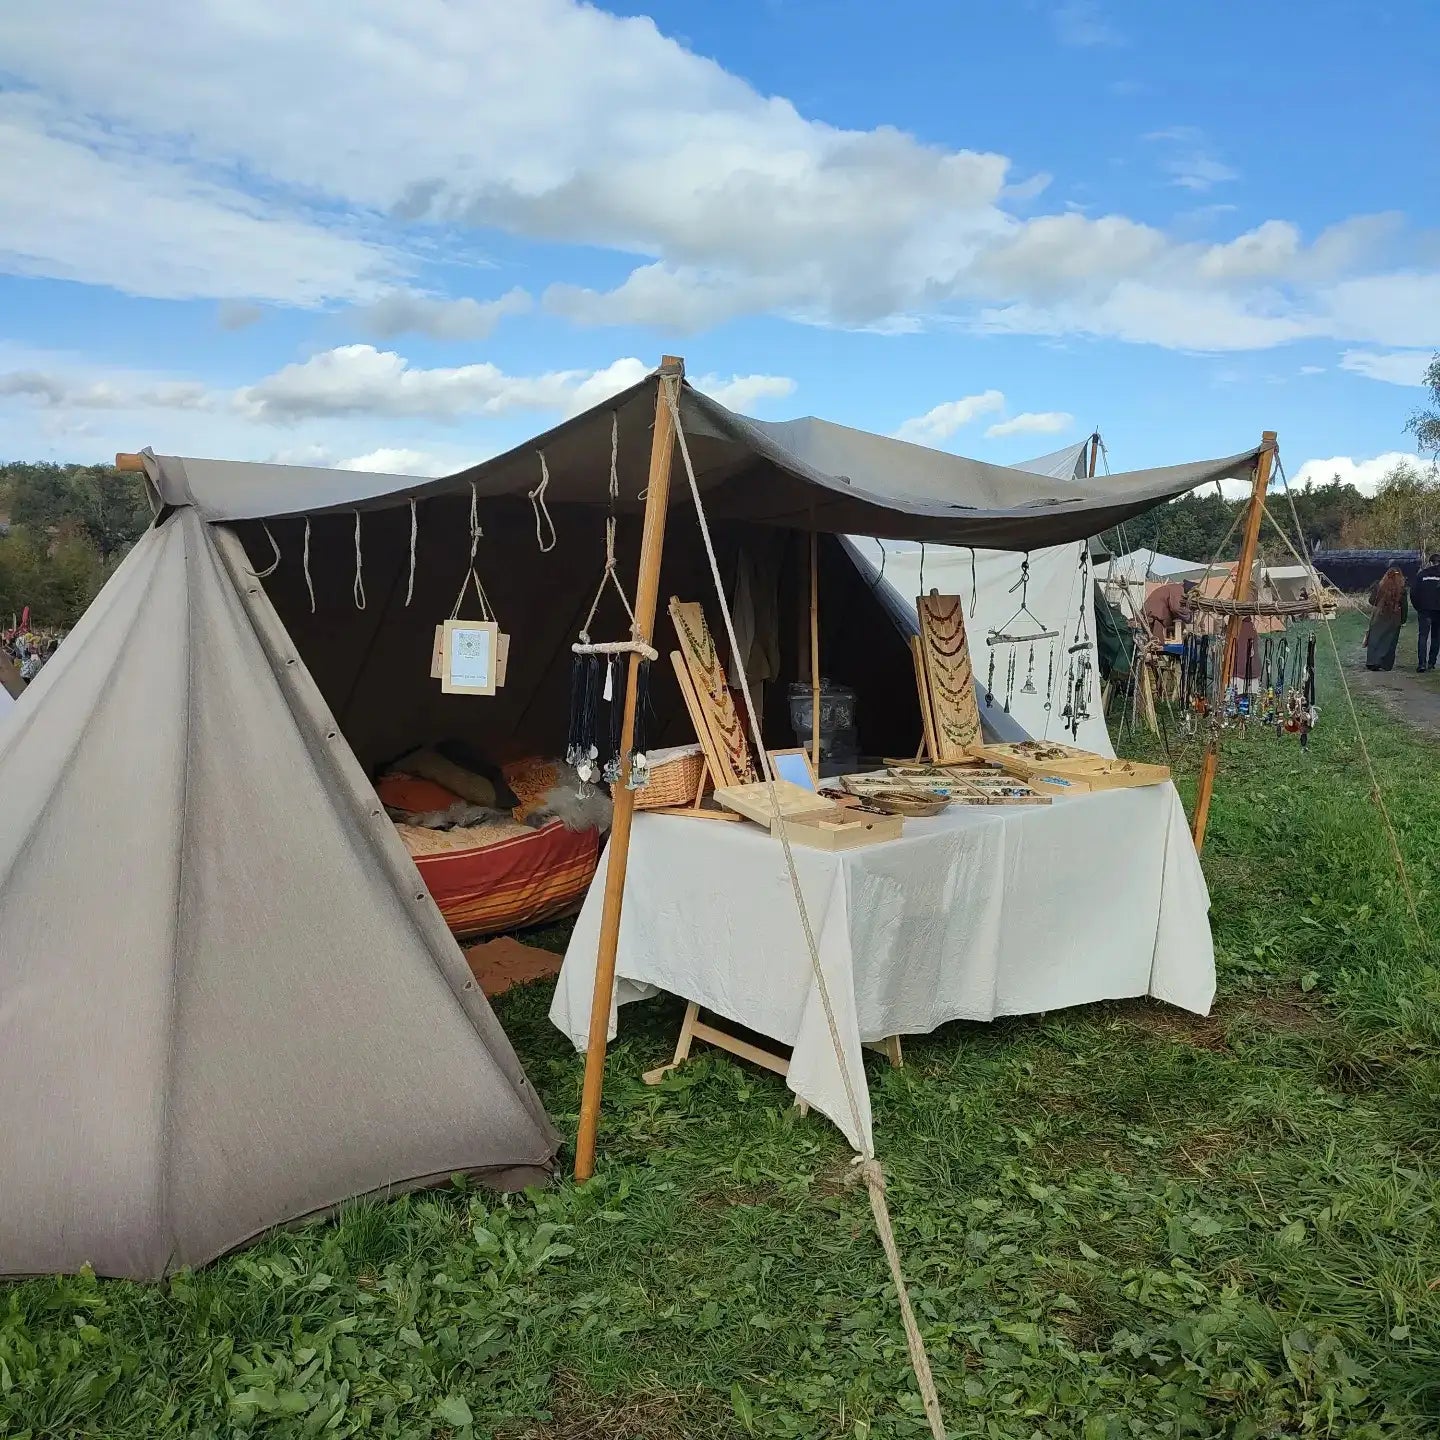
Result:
[914, 592, 981, 762]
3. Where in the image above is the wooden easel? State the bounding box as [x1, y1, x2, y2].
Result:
[643, 1000, 903, 1105]
[641, 651, 745, 820]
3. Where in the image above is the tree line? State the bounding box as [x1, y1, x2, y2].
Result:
[0, 463, 152, 628]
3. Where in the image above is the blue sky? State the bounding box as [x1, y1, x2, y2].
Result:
[0, 0, 1436, 492]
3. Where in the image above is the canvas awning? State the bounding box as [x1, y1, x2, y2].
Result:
[140, 373, 1260, 551]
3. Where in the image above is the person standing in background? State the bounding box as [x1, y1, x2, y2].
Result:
[1410, 551, 1440, 672]
[1365, 567, 1409, 672]
[1142, 579, 1194, 643]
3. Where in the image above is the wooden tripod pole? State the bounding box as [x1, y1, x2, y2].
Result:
[1190, 430, 1276, 852]
[574, 355, 684, 1182]
[810, 525, 821, 770]
[1087, 431, 1100, 480]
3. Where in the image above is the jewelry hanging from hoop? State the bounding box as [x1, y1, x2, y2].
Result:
[566, 411, 658, 793]
[984, 554, 1058, 715]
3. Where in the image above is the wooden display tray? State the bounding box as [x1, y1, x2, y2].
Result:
[713, 779, 836, 827]
[968, 743, 1170, 794]
[776, 809, 904, 850]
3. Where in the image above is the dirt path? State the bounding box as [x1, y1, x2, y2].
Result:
[1339, 622, 1440, 736]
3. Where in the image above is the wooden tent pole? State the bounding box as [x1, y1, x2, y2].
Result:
[574, 355, 684, 1182]
[1191, 430, 1275, 852]
[1087, 431, 1100, 479]
[809, 524, 821, 770]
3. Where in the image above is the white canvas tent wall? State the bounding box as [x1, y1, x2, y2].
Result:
[845, 440, 1115, 756]
[0, 508, 559, 1281]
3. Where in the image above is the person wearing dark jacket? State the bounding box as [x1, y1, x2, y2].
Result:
[1411, 552, 1440, 672]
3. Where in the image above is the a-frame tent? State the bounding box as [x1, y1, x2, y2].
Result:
[0, 365, 1257, 1280]
[0, 507, 558, 1281]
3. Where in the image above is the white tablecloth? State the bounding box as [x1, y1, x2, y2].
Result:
[551, 783, 1212, 1151]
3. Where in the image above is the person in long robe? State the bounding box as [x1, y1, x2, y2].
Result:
[1365, 567, 1408, 671]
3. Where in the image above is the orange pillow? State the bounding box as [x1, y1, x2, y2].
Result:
[502, 757, 559, 822]
[376, 773, 460, 813]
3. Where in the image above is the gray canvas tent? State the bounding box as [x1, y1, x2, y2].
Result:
[0, 368, 1255, 1280]
[0, 506, 559, 1281]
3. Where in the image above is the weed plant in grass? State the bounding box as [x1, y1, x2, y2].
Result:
[3, 614, 1438, 1438]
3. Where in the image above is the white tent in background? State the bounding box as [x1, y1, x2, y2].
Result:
[846, 440, 1115, 757]
[1096, 550, 1211, 626]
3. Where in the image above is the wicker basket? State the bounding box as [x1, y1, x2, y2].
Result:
[633, 744, 707, 810]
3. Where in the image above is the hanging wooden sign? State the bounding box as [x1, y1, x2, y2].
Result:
[434, 626, 510, 687]
[439, 618, 500, 696]
[916, 592, 981, 762]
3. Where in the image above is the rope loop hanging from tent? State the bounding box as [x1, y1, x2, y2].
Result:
[352, 511, 366, 610]
[246, 522, 282, 579]
[302, 517, 316, 614]
[530, 450, 558, 553]
[449, 481, 498, 624]
[660, 376, 948, 1440]
[405, 498, 417, 607]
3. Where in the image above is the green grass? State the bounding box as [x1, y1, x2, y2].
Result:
[5, 614, 1440, 1439]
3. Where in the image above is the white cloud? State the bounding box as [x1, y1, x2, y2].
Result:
[0, 345, 663, 435]
[0, 0, 1434, 353]
[693, 373, 796, 412]
[348, 289, 532, 341]
[1288, 452, 1425, 497]
[341, 447, 445, 476]
[1299, 364, 1326, 375]
[1339, 349, 1433, 386]
[1144, 128, 1238, 193]
[985, 411, 1073, 439]
[235, 346, 649, 423]
[895, 391, 1005, 444]
[0, 93, 398, 305]
[0, 368, 214, 411]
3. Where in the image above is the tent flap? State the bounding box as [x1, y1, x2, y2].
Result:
[142, 375, 1260, 551]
